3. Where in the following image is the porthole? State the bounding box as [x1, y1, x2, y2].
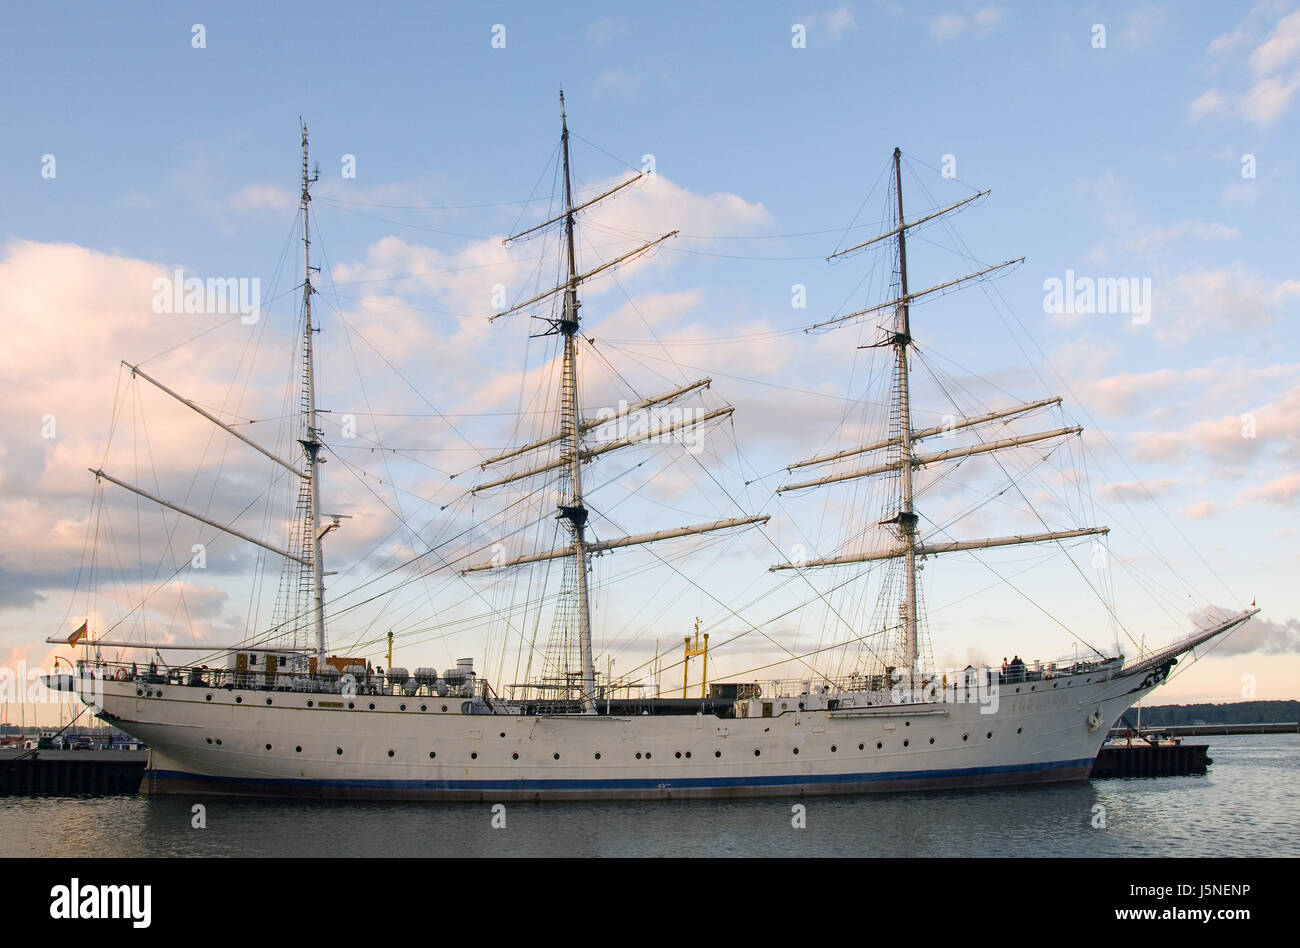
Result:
[903, 740, 910, 747]
[1053, 683, 1058, 689]
[400, 704, 407, 711]
[421, 704, 428, 711]
[986, 731, 993, 739]
[754, 749, 761, 756]
[266, 698, 272, 706]
[470, 752, 476, 760]
[156, 691, 163, 698]
[792, 747, 800, 755]
[594, 753, 601, 760]
[876, 742, 883, 749]
[336, 747, 343, 755]
[441, 705, 448, 712]
[347, 702, 355, 710]
[513, 753, 519, 760]
[685, 751, 692, 759]
[675, 751, 682, 759]
[636, 752, 642, 759]
[215, 739, 222, 745]
[265, 744, 272, 750]
[553, 753, 560, 760]
[1030, 686, 1036, 692]
[136, 689, 143, 697]
[929, 737, 935, 744]
[205, 738, 212, 744]
[831, 745, 837, 753]
[1017, 727, 1023, 734]
[368, 703, 375, 711]
[714, 750, 721, 758]
[858, 743, 864, 750]
[295, 746, 302, 753]
[235, 696, 242, 704]
[1015, 687, 1020, 693]
[499, 732, 506, 738]
[904, 721, 910, 727]
[429, 751, 436, 759]
[205, 694, 212, 702]
[307, 700, 314, 708]
[962, 733, 969, 741]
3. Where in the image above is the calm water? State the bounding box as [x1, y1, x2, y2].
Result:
[2, 734, 1296, 857]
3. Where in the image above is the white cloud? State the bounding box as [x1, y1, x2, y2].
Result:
[930, 13, 966, 41]
[1127, 220, 1239, 250]
[1241, 72, 1300, 124]
[1189, 606, 1300, 655]
[586, 17, 626, 47]
[802, 6, 859, 44]
[930, 6, 1002, 41]
[1188, 88, 1229, 119]
[594, 67, 644, 98]
[1193, 5, 1300, 127]
[1249, 8, 1300, 75]
[230, 185, 296, 213]
[1238, 472, 1300, 505]
[1098, 478, 1180, 502]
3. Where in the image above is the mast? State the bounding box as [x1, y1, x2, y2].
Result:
[300, 122, 327, 667]
[891, 147, 920, 691]
[468, 95, 766, 709]
[557, 93, 598, 712]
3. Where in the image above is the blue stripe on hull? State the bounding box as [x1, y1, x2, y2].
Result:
[142, 757, 1096, 801]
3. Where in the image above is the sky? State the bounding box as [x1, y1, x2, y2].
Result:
[2, 1, 1298, 725]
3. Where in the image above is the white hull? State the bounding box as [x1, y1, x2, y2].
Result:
[77, 665, 1167, 800]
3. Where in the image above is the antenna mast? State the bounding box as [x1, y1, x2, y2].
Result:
[300, 121, 327, 667]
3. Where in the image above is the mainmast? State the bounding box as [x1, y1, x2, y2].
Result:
[889, 147, 921, 689]
[464, 93, 768, 711]
[556, 92, 599, 712]
[300, 122, 327, 667]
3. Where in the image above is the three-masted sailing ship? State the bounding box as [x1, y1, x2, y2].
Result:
[55, 102, 1256, 799]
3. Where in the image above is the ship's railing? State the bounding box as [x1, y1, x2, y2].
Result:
[739, 657, 1121, 703]
[75, 659, 493, 701]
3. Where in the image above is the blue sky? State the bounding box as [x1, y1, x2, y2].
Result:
[2, 2, 1298, 723]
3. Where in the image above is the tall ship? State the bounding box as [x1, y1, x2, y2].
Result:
[55, 100, 1255, 799]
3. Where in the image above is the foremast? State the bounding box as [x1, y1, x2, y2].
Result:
[770, 147, 1107, 696]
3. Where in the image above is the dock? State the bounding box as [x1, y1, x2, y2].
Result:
[1106, 722, 1298, 737]
[1091, 741, 1210, 778]
[0, 749, 147, 795]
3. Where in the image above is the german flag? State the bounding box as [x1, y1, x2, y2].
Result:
[66, 621, 88, 646]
